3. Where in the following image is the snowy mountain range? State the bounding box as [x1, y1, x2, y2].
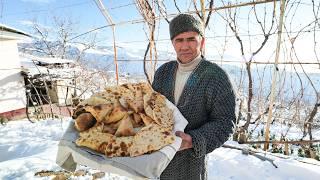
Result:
[18, 41, 319, 104]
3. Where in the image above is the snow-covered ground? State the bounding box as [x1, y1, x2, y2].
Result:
[0, 118, 320, 180]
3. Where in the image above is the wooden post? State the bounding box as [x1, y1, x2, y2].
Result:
[111, 25, 119, 85]
[93, 0, 119, 85]
[149, 30, 154, 82]
[264, 0, 286, 151]
[200, 0, 206, 55]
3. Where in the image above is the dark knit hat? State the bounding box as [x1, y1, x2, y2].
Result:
[169, 13, 203, 40]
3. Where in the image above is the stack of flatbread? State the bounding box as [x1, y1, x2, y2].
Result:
[73, 82, 174, 157]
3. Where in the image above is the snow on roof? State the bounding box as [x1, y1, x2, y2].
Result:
[20, 53, 74, 65]
[0, 24, 31, 40]
[20, 54, 78, 78]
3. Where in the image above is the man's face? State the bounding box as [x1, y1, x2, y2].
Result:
[172, 31, 204, 64]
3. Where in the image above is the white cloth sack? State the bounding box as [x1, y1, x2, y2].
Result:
[56, 99, 188, 179]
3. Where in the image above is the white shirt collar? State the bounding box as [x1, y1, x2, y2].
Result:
[177, 54, 202, 72]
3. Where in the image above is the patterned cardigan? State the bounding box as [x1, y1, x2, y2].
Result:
[152, 58, 236, 180]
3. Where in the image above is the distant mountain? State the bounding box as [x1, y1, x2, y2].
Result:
[18, 41, 175, 75]
[18, 41, 319, 104]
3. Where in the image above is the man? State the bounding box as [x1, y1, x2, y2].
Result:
[152, 14, 236, 180]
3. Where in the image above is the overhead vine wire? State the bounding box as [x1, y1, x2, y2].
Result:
[66, 0, 294, 44]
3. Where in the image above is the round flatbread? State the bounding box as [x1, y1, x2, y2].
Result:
[74, 82, 175, 157]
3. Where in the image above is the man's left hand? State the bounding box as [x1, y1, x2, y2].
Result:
[175, 131, 193, 151]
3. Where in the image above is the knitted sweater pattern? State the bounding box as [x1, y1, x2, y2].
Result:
[152, 58, 236, 180]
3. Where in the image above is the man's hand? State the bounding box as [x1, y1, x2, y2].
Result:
[175, 131, 193, 151]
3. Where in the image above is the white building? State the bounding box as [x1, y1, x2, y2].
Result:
[0, 24, 30, 117]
